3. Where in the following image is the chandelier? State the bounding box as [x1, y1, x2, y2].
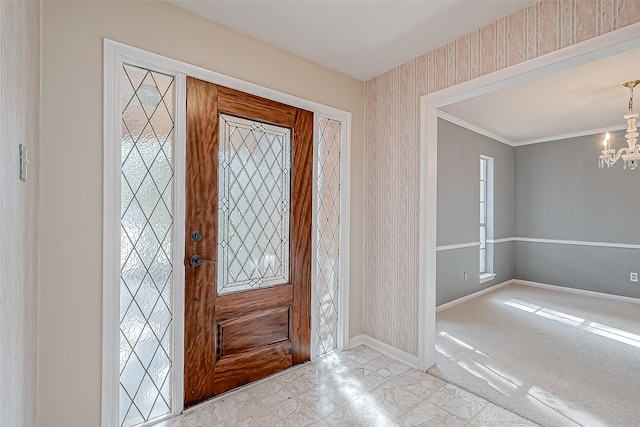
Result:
[598, 80, 640, 170]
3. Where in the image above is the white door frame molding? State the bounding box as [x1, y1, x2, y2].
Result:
[102, 39, 352, 426]
[417, 23, 640, 371]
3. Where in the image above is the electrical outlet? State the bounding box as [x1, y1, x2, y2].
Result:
[463, 271, 468, 281]
[631, 272, 638, 282]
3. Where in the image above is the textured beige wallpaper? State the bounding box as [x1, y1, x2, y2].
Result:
[0, 1, 40, 426]
[364, 0, 640, 356]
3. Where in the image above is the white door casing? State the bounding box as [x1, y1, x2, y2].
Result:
[103, 39, 352, 427]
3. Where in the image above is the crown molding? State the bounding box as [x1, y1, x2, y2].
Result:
[512, 124, 628, 146]
[438, 111, 630, 148]
[438, 110, 514, 146]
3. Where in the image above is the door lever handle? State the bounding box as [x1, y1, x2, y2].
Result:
[189, 255, 217, 267]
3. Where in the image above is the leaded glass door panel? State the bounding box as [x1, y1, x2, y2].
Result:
[184, 78, 312, 407]
[217, 114, 291, 295]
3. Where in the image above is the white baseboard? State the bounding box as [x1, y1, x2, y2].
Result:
[348, 334, 419, 369]
[514, 280, 640, 305]
[348, 334, 367, 348]
[435, 279, 640, 311]
[349, 280, 639, 375]
[436, 279, 513, 312]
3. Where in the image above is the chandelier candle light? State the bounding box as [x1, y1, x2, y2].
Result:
[599, 80, 640, 170]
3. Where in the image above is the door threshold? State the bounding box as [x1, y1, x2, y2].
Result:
[181, 360, 312, 415]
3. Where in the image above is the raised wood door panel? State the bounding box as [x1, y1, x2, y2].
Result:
[184, 77, 312, 408]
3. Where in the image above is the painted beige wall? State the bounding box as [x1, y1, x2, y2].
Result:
[39, 1, 364, 425]
[364, 0, 640, 356]
[0, 1, 40, 426]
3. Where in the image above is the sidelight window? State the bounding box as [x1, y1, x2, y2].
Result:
[314, 117, 342, 357]
[119, 64, 175, 427]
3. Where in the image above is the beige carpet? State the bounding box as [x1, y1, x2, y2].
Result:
[428, 284, 640, 427]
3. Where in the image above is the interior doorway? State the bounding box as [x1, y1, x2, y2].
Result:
[417, 23, 640, 371]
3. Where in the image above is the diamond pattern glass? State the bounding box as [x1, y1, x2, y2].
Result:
[218, 114, 291, 295]
[120, 64, 174, 427]
[315, 118, 341, 357]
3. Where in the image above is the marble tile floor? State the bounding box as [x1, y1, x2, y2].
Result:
[157, 346, 538, 427]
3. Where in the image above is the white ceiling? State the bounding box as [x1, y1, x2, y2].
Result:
[169, 0, 639, 144]
[441, 46, 640, 145]
[169, 0, 536, 81]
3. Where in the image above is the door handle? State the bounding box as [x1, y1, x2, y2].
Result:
[189, 255, 217, 267]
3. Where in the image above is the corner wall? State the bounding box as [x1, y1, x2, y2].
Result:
[514, 130, 640, 298]
[39, 2, 364, 425]
[437, 119, 514, 305]
[0, 1, 40, 426]
[364, 0, 640, 355]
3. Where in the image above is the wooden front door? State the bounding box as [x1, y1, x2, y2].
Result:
[183, 78, 312, 407]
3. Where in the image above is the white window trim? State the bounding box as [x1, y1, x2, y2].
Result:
[479, 156, 488, 275]
[479, 273, 496, 284]
[103, 39, 352, 427]
[479, 154, 493, 278]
